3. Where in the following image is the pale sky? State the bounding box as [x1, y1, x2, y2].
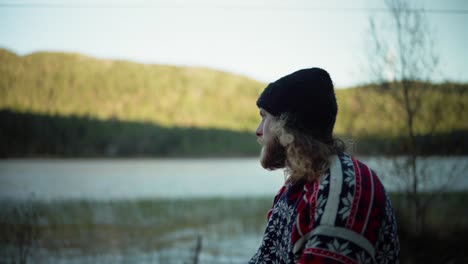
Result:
[1, 0, 467, 87]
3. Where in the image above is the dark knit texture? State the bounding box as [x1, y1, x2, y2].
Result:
[256, 68, 337, 139]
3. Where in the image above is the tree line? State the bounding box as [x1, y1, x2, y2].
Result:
[2, 110, 466, 158]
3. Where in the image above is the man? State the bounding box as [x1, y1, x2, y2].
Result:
[250, 68, 399, 264]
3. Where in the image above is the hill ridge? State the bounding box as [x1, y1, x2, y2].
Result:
[1, 48, 467, 135]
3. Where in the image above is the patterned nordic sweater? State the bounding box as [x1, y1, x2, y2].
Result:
[249, 153, 400, 264]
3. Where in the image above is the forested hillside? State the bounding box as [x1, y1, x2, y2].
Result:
[1, 49, 467, 157]
[0, 48, 263, 131]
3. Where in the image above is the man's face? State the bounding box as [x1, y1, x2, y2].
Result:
[255, 108, 285, 170]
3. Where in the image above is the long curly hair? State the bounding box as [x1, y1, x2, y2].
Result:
[269, 113, 346, 183]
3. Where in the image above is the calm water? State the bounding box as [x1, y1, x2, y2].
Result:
[0, 157, 467, 200]
[0, 158, 284, 200]
[1, 157, 467, 263]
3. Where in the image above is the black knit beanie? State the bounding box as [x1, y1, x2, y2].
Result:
[256, 68, 337, 141]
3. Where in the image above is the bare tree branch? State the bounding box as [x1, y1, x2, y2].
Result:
[365, 0, 458, 234]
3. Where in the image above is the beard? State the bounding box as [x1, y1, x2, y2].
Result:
[258, 136, 286, 170]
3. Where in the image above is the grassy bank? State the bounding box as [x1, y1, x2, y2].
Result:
[1, 193, 467, 263]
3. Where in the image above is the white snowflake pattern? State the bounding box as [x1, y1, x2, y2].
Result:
[355, 250, 373, 264]
[342, 154, 354, 168]
[251, 195, 298, 264]
[277, 241, 290, 261]
[277, 200, 288, 216]
[327, 239, 352, 256]
[267, 216, 281, 233]
[376, 243, 395, 264]
[305, 235, 321, 249]
[269, 239, 282, 253]
[381, 221, 393, 238]
[259, 252, 271, 262]
[260, 233, 271, 247]
[314, 194, 328, 222]
[338, 192, 353, 220]
[271, 202, 280, 215]
[319, 174, 330, 191]
[374, 196, 400, 264]
[281, 230, 292, 246]
[344, 169, 356, 187]
[342, 155, 356, 187]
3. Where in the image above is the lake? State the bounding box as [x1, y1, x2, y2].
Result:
[0, 156, 467, 263]
[1, 157, 467, 200]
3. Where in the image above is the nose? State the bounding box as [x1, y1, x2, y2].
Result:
[255, 124, 263, 137]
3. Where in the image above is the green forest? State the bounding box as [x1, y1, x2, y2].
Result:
[1, 48, 467, 157]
